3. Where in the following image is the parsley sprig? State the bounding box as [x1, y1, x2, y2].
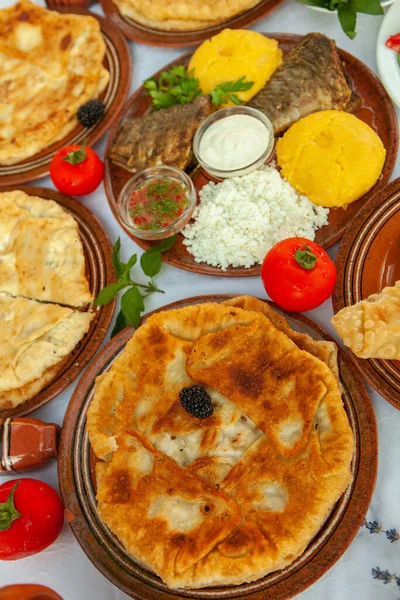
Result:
[94, 236, 176, 337]
[144, 66, 254, 111]
[295, 0, 383, 39]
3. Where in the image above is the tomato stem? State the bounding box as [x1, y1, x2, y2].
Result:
[294, 245, 317, 270]
[62, 145, 87, 165]
[0, 482, 21, 531]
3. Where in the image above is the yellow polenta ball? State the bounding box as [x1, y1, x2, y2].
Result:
[188, 29, 282, 106]
[276, 111, 386, 208]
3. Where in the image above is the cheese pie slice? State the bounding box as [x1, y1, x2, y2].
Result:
[96, 431, 242, 583]
[0, 292, 94, 409]
[331, 281, 400, 359]
[0, 190, 93, 307]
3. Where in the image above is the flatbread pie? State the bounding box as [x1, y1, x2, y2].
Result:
[113, 0, 262, 31]
[0, 190, 93, 307]
[0, 292, 94, 409]
[88, 297, 354, 588]
[0, 0, 109, 165]
[331, 281, 400, 359]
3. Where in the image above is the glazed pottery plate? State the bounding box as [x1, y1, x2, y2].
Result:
[58, 295, 377, 600]
[0, 186, 116, 419]
[333, 177, 400, 411]
[377, 0, 400, 109]
[0, 5, 131, 189]
[99, 0, 285, 47]
[104, 34, 398, 277]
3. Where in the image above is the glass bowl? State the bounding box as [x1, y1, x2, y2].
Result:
[117, 166, 197, 241]
[193, 106, 275, 179]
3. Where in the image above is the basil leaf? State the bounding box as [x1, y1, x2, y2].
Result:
[295, 0, 330, 7]
[120, 253, 138, 281]
[140, 236, 177, 277]
[93, 282, 127, 305]
[355, 0, 383, 14]
[110, 310, 127, 338]
[112, 238, 126, 278]
[338, 2, 357, 38]
[120, 287, 144, 329]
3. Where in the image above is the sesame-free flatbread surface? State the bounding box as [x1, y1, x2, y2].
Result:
[0, 0, 109, 165]
[0, 190, 93, 307]
[87, 298, 354, 588]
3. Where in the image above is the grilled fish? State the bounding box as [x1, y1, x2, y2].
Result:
[249, 33, 354, 135]
[110, 95, 214, 173]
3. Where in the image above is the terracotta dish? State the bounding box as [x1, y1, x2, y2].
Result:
[98, 0, 284, 47]
[104, 34, 398, 277]
[0, 585, 63, 600]
[0, 418, 59, 474]
[0, 4, 131, 189]
[0, 186, 116, 419]
[333, 177, 400, 410]
[58, 295, 377, 600]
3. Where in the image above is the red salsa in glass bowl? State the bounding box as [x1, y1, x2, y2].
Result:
[118, 166, 197, 240]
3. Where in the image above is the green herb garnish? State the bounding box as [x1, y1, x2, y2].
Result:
[295, 0, 383, 39]
[144, 66, 254, 111]
[94, 236, 177, 337]
[210, 77, 255, 108]
[294, 245, 317, 270]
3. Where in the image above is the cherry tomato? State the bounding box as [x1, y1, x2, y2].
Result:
[0, 584, 63, 600]
[50, 144, 104, 196]
[0, 479, 64, 560]
[261, 237, 337, 312]
[386, 33, 400, 53]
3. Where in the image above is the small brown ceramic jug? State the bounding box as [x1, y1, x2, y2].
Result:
[0, 584, 63, 600]
[0, 418, 59, 474]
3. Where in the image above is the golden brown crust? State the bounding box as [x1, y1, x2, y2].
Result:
[88, 299, 354, 589]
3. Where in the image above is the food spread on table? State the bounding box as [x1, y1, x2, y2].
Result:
[0, 190, 94, 410]
[332, 281, 400, 359]
[87, 297, 354, 588]
[0, 0, 109, 166]
[112, 0, 264, 31]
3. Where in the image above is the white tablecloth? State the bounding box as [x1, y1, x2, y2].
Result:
[1, 1, 400, 597]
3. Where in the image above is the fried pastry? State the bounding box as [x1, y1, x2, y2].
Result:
[88, 299, 354, 588]
[331, 281, 400, 359]
[0, 0, 109, 165]
[0, 190, 93, 307]
[0, 292, 94, 409]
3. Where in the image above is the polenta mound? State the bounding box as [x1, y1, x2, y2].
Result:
[276, 110, 386, 208]
[188, 29, 282, 106]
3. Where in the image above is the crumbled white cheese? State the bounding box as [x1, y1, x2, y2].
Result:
[182, 167, 329, 270]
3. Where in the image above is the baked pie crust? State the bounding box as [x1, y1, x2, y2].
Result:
[88, 297, 354, 588]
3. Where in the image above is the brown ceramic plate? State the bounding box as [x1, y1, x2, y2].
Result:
[333, 177, 400, 411]
[104, 34, 398, 277]
[0, 186, 116, 419]
[0, 4, 131, 189]
[58, 294, 377, 600]
[99, 0, 284, 47]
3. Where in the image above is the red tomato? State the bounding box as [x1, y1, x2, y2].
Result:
[386, 33, 400, 53]
[0, 479, 64, 560]
[261, 237, 337, 312]
[50, 144, 104, 196]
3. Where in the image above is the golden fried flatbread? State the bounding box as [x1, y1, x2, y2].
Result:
[331, 281, 400, 359]
[0, 292, 94, 409]
[96, 431, 242, 582]
[88, 299, 354, 588]
[0, 190, 93, 307]
[0, 0, 109, 165]
[114, 0, 261, 31]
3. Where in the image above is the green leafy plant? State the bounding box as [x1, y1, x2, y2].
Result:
[94, 236, 177, 337]
[295, 0, 383, 39]
[144, 66, 254, 111]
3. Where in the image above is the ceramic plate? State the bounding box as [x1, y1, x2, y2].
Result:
[0, 5, 131, 189]
[104, 33, 398, 277]
[99, 0, 284, 47]
[0, 186, 116, 419]
[377, 0, 400, 109]
[58, 295, 377, 600]
[333, 177, 400, 410]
